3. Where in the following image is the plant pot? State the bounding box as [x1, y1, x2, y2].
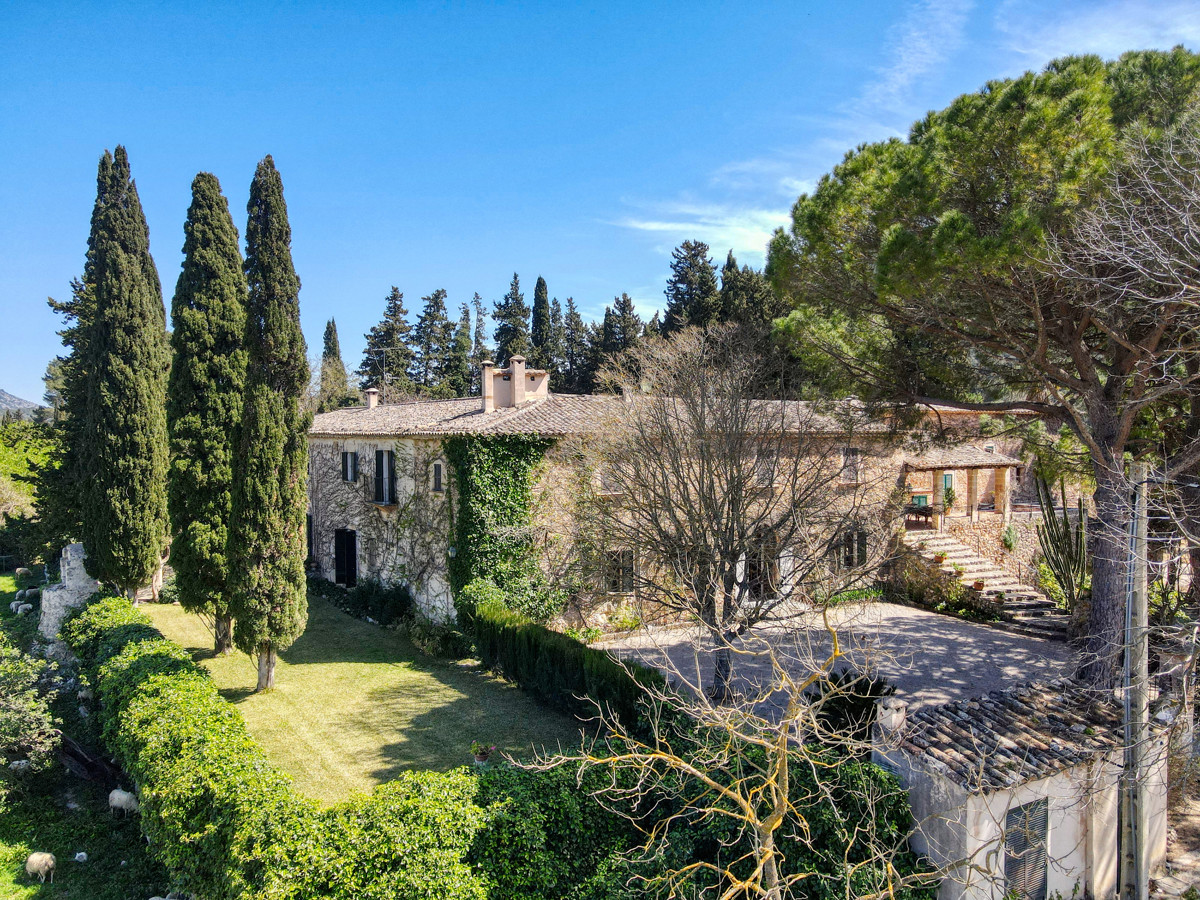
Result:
[972, 581, 986, 592]
[473, 754, 490, 764]
[932, 554, 947, 564]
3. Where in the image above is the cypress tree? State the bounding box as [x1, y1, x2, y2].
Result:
[718, 250, 785, 326]
[662, 240, 719, 334]
[547, 296, 566, 389]
[470, 293, 490, 393]
[168, 172, 248, 652]
[492, 272, 530, 366]
[358, 287, 416, 399]
[79, 147, 170, 595]
[445, 304, 473, 397]
[530, 275, 551, 369]
[317, 318, 354, 412]
[228, 156, 310, 692]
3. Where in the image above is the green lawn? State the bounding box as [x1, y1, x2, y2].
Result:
[144, 594, 586, 805]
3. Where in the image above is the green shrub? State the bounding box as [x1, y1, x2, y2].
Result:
[1036, 561, 1067, 608]
[471, 590, 667, 736]
[0, 630, 59, 807]
[406, 614, 473, 659]
[454, 577, 506, 626]
[344, 577, 414, 626]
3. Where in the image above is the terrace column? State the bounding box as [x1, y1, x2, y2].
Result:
[995, 466, 1011, 524]
[932, 469, 945, 532]
[967, 469, 979, 522]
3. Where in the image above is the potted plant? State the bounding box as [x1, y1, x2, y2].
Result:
[932, 551, 948, 564]
[972, 579, 986, 592]
[471, 741, 495, 764]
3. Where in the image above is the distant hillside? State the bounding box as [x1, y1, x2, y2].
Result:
[0, 389, 39, 415]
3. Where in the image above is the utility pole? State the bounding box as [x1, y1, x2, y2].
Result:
[1121, 461, 1150, 900]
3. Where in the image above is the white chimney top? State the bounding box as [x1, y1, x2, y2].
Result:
[365, 388, 380, 410]
[876, 698, 908, 733]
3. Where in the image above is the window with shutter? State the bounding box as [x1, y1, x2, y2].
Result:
[387, 450, 397, 504]
[433, 462, 444, 493]
[603, 549, 635, 593]
[341, 451, 358, 482]
[1004, 798, 1048, 900]
[374, 450, 385, 503]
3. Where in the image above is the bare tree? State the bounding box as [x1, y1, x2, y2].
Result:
[571, 326, 900, 700]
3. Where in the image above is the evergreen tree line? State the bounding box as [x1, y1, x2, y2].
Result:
[40, 148, 309, 691]
[344, 241, 782, 403]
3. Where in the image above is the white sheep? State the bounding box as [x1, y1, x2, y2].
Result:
[25, 852, 55, 883]
[16, 603, 32, 616]
[8, 600, 20, 613]
[8, 759, 30, 772]
[15, 589, 25, 600]
[109, 788, 139, 817]
[74, 851, 87, 863]
[24, 588, 39, 600]
[14, 567, 31, 577]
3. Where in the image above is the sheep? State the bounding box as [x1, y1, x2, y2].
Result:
[8, 759, 29, 772]
[15, 589, 25, 600]
[24, 588, 39, 600]
[16, 603, 32, 616]
[14, 567, 31, 577]
[109, 788, 139, 817]
[73, 851, 88, 863]
[8, 600, 20, 613]
[25, 852, 55, 883]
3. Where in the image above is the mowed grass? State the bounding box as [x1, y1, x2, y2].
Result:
[144, 594, 586, 805]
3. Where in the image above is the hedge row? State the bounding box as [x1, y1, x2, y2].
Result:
[62, 596, 635, 900]
[468, 584, 668, 735]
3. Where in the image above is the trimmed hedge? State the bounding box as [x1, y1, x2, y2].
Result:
[61, 596, 635, 900]
[471, 589, 668, 734]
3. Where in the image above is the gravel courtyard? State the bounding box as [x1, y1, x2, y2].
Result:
[599, 601, 1077, 713]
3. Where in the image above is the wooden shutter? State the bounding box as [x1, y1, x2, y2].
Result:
[433, 463, 443, 492]
[856, 530, 868, 567]
[334, 529, 347, 584]
[374, 450, 385, 503]
[1004, 799, 1048, 900]
[387, 451, 397, 504]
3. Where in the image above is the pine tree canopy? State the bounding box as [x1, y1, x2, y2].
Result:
[358, 287, 416, 398]
[719, 251, 785, 327]
[317, 318, 354, 413]
[412, 288, 453, 393]
[562, 297, 589, 394]
[492, 272, 530, 366]
[78, 146, 171, 593]
[168, 171, 248, 622]
[229, 155, 310, 670]
[662, 240, 719, 334]
[444, 303, 473, 397]
[530, 275, 551, 368]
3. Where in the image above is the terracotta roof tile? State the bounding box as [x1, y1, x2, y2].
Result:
[905, 446, 1023, 471]
[893, 681, 1121, 792]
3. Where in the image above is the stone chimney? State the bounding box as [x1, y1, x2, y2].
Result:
[365, 388, 379, 409]
[481, 361, 495, 413]
[510, 355, 526, 405]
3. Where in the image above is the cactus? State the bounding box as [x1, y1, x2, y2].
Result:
[1035, 474, 1088, 610]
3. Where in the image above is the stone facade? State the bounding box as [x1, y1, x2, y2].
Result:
[38, 543, 100, 640]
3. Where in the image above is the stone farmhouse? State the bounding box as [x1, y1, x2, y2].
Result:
[306, 356, 1044, 624]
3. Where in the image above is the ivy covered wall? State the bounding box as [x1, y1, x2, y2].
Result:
[444, 434, 556, 599]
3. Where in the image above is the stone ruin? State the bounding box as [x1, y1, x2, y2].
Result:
[38, 543, 100, 640]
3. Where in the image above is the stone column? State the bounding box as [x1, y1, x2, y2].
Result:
[995, 466, 1011, 524]
[967, 468, 980, 522]
[932, 469, 944, 532]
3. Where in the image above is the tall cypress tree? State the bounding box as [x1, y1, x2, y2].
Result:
[168, 172, 248, 651]
[530, 275, 551, 369]
[445, 303, 473, 397]
[492, 272, 530, 366]
[78, 147, 170, 595]
[562, 297, 589, 393]
[662, 240, 719, 334]
[228, 156, 310, 692]
[470, 292, 490, 393]
[718, 250, 784, 326]
[358, 287, 416, 399]
[317, 318, 353, 412]
[547, 296, 566, 389]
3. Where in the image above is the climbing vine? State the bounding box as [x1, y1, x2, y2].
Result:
[444, 434, 556, 604]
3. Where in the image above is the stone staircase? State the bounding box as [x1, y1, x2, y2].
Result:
[900, 531, 1069, 641]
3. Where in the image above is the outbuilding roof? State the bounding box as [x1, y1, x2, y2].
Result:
[905, 446, 1023, 471]
[892, 680, 1122, 792]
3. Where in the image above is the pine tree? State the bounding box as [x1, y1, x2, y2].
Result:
[547, 297, 566, 390]
[562, 297, 589, 393]
[77, 147, 170, 596]
[718, 250, 784, 326]
[662, 240, 719, 334]
[228, 156, 310, 692]
[492, 272, 531, 366]
[411, 288, 453, 393]
[644, 311, 663, 338]
[530, 275, 551, 369]
[168, 172, 248, 652]
[317, 319, 354, 413]
[609, 293, 643, 353]
[445, 304, 473, 397]
[358, 287, 416, 399]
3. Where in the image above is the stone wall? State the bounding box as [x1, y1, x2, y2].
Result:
[944, 514, 1042, 587]
[38, 543, 100, 640]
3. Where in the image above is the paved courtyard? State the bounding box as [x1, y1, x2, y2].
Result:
[600, 601, 1076, 713]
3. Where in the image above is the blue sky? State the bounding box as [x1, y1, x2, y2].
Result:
[2, 0, 1199, 404]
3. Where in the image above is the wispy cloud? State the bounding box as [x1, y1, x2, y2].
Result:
[994, 0, 1200, 66]
[615, 201, 791, 264]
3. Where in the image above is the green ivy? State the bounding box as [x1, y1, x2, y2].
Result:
[443, 435, 556, 602]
